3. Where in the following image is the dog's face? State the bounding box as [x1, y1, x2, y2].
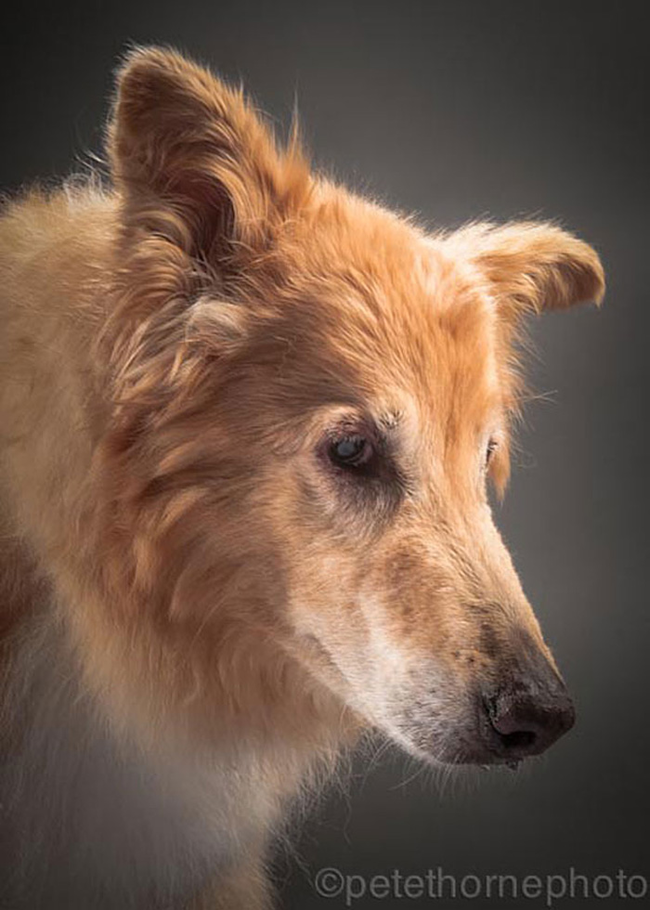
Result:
[103, 49, 604, 766]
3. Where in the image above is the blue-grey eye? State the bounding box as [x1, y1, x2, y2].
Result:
[329, 434, 372, 468]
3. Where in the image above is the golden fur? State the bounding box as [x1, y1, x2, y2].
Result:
[0, 47, 604, 909]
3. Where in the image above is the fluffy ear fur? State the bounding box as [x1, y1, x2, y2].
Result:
[108, 45, 310, 263]
[447, 221, 605, 317]
[102, 47, 313, 385]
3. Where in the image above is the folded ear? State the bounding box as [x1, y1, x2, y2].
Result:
[446, 221, 605, 318]
[108, 45, 310, 263]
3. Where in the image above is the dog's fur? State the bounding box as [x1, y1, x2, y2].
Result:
[0, 48, 604, 909]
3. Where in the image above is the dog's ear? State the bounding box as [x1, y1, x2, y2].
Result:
[447, 221, 605, 319]
[108, 46, 309, 265]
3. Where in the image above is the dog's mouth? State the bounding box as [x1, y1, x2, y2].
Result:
[386, 683, 575, 769]
[288, 624, 575, 770]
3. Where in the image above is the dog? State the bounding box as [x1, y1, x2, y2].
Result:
[0, 46, 604, 909]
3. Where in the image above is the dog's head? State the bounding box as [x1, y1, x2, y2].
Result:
[101, 48, 604, 766]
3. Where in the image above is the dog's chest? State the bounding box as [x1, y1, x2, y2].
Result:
[0, 623, 275, 909]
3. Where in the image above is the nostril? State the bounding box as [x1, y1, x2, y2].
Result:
[498, 729, 537, 752]
[489, 704, 541, 752]
[483, 689, 575, 759]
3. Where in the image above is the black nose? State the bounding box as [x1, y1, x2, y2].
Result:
[485, 686, 575, 759]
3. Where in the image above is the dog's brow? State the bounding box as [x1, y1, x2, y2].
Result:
[377, 411, 403, 431]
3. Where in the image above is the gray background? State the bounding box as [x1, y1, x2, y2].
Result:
[1, 1, 647, 907]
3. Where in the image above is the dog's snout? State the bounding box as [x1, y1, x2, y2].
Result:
[484, 681, 575, 760]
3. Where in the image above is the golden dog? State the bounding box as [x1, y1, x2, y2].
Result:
[0, 47, 604, 909]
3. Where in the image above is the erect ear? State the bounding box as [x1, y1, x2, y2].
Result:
[446, 221, 605, 318]
[108, 46, 310, 263]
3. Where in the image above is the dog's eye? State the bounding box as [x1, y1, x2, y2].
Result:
[485, 438, 498, 467]
[329, 434, 373, 468]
